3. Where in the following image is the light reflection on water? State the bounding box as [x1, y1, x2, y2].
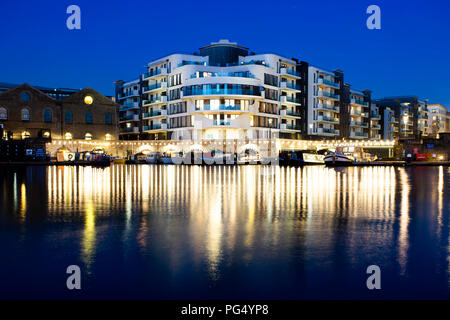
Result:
[0, 165, 449, 299]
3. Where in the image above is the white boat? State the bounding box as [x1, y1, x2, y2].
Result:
[324, 147, 354, 165]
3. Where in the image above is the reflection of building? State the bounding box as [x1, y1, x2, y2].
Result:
[427, 104, 450, 135]
[374, 96, 428, 140]
[0, 83, 119, 141]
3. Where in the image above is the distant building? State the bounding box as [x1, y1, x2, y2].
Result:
[427, 104, 450, 135]
[374, 96, 428, 140]
[0, 83, 119, 141]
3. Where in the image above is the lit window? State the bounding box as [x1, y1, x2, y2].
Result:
[21, 108, 30, 121]
[21, 131, 31, 139]
[85, 132, 93, 140]
[84, 96, 93, 105]
[64, 132, 72, 140]
[105, 133, 112, 141]
[0, 107, 7, 120]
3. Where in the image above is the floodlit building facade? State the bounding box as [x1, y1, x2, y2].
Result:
[374, 96, 429, 140]
[115, 40, 383, 142]
[427, 104, 450, 135]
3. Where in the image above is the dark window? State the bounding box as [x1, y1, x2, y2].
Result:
[44, 109, 52, 122]
[86, 112, 93, 124]
[105, 112, 112, 124]
[65, 110, 72, 123]
[20, 92, 30, 102]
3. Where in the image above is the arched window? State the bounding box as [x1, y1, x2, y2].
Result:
[44, 109, 52, 122]
[105, 133, 112, 141]
[0, 107, 7, 120]
[21, 108, 30, 121]
[21, 131, 31, 139]
[64, 132, 73, 140]
[85, 132, 93, 140]
[65, 110, 73, 123]
[86, 112, 93, 124]
[105, 112, 112, 124]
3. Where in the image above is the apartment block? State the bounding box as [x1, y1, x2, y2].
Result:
[115, 40, 383, 142]
[374, 96, 429, 140]
[115, 40, 303, 141]
[427, 104, 450, 135]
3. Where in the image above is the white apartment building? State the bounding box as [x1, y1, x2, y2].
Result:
[306, 66, 341, 137]
[427, 104, 450, 135]
[116, 40, 302, 141]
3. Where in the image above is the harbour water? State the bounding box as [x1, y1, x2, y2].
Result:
[0, 165, 449, 299]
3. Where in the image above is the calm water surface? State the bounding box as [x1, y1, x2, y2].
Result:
[0, 165, 449, 299]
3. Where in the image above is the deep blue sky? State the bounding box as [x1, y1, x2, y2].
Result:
[1, 0, 449, 108]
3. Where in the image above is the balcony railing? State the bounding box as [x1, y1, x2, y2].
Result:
[280, 82, 302, 90]
[196, 104, 246, 111]
[316, 103, 339, 112]
[213, 120, 231, 126]
[143, 68, 167, 78]
[350, 121, 369, 128]
[143, 124, 167, 131]
[351, 99, 368, 106]
[318, 91, 340, 99]
[184, 88, 261, 97]
[317, 115, 339, 123]
[317, 78, 339, 88]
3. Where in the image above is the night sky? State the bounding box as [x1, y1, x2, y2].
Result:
[1, 0, 449, 108]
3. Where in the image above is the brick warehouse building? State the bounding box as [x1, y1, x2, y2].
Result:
[0, 83, 119, 141]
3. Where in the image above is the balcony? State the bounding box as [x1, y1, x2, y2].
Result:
[370, 113, 381, 119]
[317, 127, 339, 135]
[280, 96, 301, 104]
[316, 103, 339, 112]
[119, 90, 139, 99]
[195, 104, 248, 112]
[280, 68, 301, 78]
[183, 88, 261, 97]
[350, 131, 368, 139]
[317, 78, 339, 88]
[318, 91, 339, 100]
[142, 96, 168, 105]
[122, 126, 140, 133]
[120, 114, 139, 121]
[351, 99, 368, 106]
[143, 123, 168, 131]
[280, 82, 301, 91]
[213, 120, 231, 126]
[317, 115, 339, 123]
[371, 124, 381, 130]
[142, 109, 167, 118]
[143, 68, 168, 79]
[142, 82, 167, 93]
[350, 121, 369, 128]
[280, 123, 301, 131]
[120, 102, 140, 111]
